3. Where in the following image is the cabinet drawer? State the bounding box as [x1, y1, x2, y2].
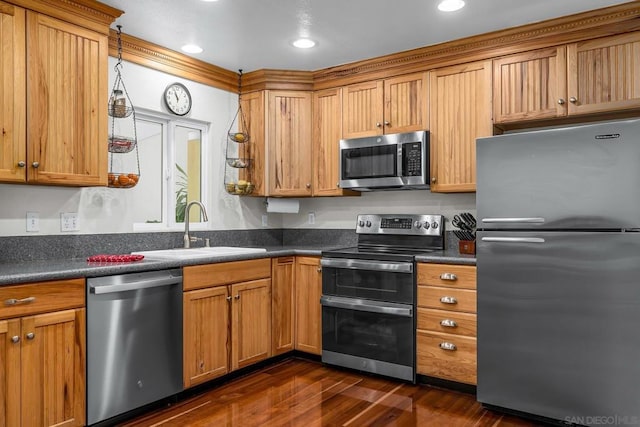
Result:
[417, 286, 476, 313]
[417, 308, 476, 337]
[184, 258, 271, 291]
[0, 278, 84, 319]
[417, 263, 476, 289]
[417, 330, 477, 385]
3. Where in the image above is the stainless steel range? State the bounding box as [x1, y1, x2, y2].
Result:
[320, 214, 445, 382]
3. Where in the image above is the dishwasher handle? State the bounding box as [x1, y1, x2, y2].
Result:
[90, 275, 182, 295]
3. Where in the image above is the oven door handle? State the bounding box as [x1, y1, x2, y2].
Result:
[320, 295, 413, 317]
[320, 258, 413, 273]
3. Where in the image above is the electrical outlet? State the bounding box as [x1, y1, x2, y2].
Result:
[308, 212, 315, 225]
[26, 212, 39, 232]
[60, 212, 79, 232]
[262, 214, 268, 227]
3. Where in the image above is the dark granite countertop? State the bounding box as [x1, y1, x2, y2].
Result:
[0, 244, 475, 286]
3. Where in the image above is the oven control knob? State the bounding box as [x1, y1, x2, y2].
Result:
[358, 220, 365, 227]
[423, 221, 430, 229]
[431, 221, 439, 229]
[365, 221, 372, 227]
[414, 221, 422, 229]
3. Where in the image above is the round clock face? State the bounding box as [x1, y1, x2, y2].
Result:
[164, 83, 192, 116]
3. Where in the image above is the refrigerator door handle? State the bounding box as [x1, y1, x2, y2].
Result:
[481, 237, 546, 244]
[481, 217, 545, 224]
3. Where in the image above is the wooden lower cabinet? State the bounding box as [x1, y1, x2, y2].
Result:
[416, 263, 477, 385]
[0, 278, 85, 427]
[294, 256, 322, 355]
[271, 257, 295, 355]
[183, 259, 272, 389]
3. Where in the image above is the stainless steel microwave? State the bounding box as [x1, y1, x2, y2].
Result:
[339, 130, 429, 191]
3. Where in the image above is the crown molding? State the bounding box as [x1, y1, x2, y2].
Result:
[7, 0, 122, 33]
[312, 1, 640, 89]
[108, 30, 239, 93]
[241, 69, 314, 93]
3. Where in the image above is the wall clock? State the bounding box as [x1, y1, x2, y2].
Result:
[163, 82, 192, 116]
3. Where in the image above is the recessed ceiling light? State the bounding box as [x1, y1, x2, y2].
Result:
[181, 44, 203, 54]
[292, 38, 316, 49]
[438, 0, 465, 12]
[201, 0, 219, 2]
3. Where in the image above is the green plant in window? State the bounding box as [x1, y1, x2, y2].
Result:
[175, 163, 188, 223]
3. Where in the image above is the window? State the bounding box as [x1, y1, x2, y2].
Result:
[129, 108, 210, 231]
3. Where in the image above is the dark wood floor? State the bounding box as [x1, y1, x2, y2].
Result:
[120, 359, 543, 427]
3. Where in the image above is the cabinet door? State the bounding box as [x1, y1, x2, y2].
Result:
[21, 308, 85, 427]
[429, 60, 492, 193]
[267, 91, 313, 196]
[271, 257, 294, 355]
[183, 286, 230, 388]
[493, 47, 567, 123]
[567, 32, 640, 116]
[0, 318, 20, 427]
[26, 12, 108, 186]
[294, 256, 322, 355]
[383, 72, 429, 134]
[0, 2, 26, 183]
[239, 90, 266, 196]
[231, 278, 271, 370]
[342, 80, 384, 138]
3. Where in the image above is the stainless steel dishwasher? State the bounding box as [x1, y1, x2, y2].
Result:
[86, 269, 183, 425]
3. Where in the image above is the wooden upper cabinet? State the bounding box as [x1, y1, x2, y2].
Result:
[26, 12, 108, 186]
[312, 88, 359, 197]
[429, 60, 492, 193]
[239, 91, 266, 196]
[383, 73, 429, 134]
[342, 72, 428, 138]
[567, 31, 640, 116]
[267, 90, 313, 196]
[0, 2, 26, 183]
[493, 47, 568, 123]
[342, 80, 384, 138]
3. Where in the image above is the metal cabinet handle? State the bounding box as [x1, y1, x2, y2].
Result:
[440, 273, 457, 281]
[440, 296, 457, 305]
[317, 267, 322, 273]
[32, 162, 40, 168]
[11, 336, 20, 343]
[306, 183, 311, 189]
[384, 121, 390, 126]
[234, 294, 240, 300]
[376, 122, 382, 128]
[336, 182, 340, 188]
[5, 296, 36, 306]
[431, 177, 436, 183]
[439, 342, 457, 351]
[569, 97, 577, 103]
[26, 332, 35, 340]
[226, 296, 232, 301]
[557, 99, 565, 105]
[17, 161, 26, 168]
[440, 319, 458, 328]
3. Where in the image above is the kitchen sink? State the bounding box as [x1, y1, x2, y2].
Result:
[132, 246, 267, 260]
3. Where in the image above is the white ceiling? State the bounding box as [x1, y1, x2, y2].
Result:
[99, 0, 633, 73]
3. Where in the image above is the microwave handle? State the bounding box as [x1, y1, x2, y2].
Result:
[320, 258, 413, 273]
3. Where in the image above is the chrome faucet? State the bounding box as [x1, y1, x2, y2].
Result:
[183, 201, 209, 248]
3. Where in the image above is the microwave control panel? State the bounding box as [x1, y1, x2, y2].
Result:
[402, 142, 422, 176]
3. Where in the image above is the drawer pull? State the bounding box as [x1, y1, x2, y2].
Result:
[440, 296, 457, 304]
[4, 296, 36, 306]
[439, 342, 457, 351]
[440, 319, 458, 328]
[440, 273, 457, 281]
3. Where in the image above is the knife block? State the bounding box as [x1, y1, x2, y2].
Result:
[458, 240, 476, 255]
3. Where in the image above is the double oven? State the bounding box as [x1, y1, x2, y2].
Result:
[321, 214, 444, 382]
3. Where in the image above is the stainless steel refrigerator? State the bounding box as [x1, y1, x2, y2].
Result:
[476, 118, 640, 427]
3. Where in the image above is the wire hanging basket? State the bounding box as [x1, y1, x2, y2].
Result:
[108, 25, 140, 189]
[224, 69, 254, 195]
